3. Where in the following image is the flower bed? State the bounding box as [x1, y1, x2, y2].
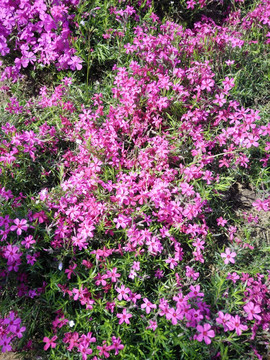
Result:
[0, 1, 269, 359]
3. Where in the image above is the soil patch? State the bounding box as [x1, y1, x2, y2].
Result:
[0, 353, 21, 360]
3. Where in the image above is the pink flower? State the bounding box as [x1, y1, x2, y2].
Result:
[26, 253, 39, 265]
[21, 235, 36, 249]
[105, 267, 121, 282]
[43, 336, 58, 351]
[128, 270, 137, 279]
[68, 56, 83, 71]
[227, 272, 240, 283]
[165, 256, 178, 269]
[155, 269, 164, 278]
[222, 77, 235, 92]
[146, 320, 158, 331]
[116, 285, 130, 301]
[252, 199, 269, 212]
[116, 309, 132, 325]
[186, 0, 196, 9]
[243, 302, 261, 321]
[196, 323, 215, 344]
[10, 218, 28, 235]
[186, 309, 203, 325]
[97, 341, 111, 358]
[227, 315, 248, 335]
[0, 335, 12, 352]
[188, 285, 204, 298]
[78, 344, 93, 360]
[221, 248, 236, 264]
[216, 311, 232, 331]
[3, 245, 21, 263]
[192, 238, 205, 251]
[216, 217, 227, 227]
[129, 292, 141, 304]
[214, 93, 226, 107]
[166, 307, 183, 325]
[141, 298, 157, 314]
[3, 311, 21, 333]
[225, 60, 235, 66]
[110, 336, 124, 355]
[132, 261, 140, 271]
[14, 326, 26, 338]
[113, 214, 130, 229]
[185, 266, 199, 281]
[65, 263, 77, 279]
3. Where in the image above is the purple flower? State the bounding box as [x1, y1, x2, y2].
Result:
[243, 302, 261, 321]
[196, 323, 215, 345]
[10, 218, 28, 235]
[116, 309, 132, 325]
[68, 56, 83, 70]
[221, 248, 236, 264]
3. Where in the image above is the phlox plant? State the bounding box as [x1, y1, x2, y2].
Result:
[0, 0, 152, 84]
[0, 0, 270, 359]
[0, 0, 83, 81]
[0, 312, 26, 353]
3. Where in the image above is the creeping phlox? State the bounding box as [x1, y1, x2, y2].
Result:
[0, 312, 26, 353]
[0, 0, 270, 358]
[0, 0, 82, 81]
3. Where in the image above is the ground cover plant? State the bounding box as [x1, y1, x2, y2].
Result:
[0, 0, 269, 359]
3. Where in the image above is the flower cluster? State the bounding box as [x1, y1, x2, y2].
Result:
[0, 0, 269, 358]
[0, 312, 26, 353]
[0, 0, 82, 81]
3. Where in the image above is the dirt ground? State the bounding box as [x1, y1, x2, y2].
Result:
[0, 353, 21, 360]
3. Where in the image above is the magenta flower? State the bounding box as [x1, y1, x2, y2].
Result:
[14, 326, 26, 338]
[216, 217, 227, 226]
[105, 267, 121, 282]
[188, 285, 204, 298]
[21, 51, 36, 68]
[252, 198, 269, 212]
[65, 263, 77, 279]
[243, 302, 262, 321]
[116, 309, 132, 325]
[3, 245, 21, 263]
[196, 323, 215, 345]
[78, 344, 93, 360]
[97, 341, 111, 358]
[3, 311, 21, 333]
[21, 235, 36, 249]
[166, 307, 183, 325]
[222, 76, 235, 92]
[68, 56, 83, 71]
[216, 311, 232, 331]
[186, 0, 196, 9]
[113, 214, 130, 229]
[110, 336, 124, 355]
[227, 315, 248, 335]
[10, 218, 28, 235]
[227, 272, 240, 283]
[214, 93, 226, 107]
[221, 248, 236, 264]
[141, 298, 157, 314]
[0, 335, 12, 352]
[43, 336, 58, 351]
[155, 269, 164, 278]
[130, 292, 141, 304]
[116, 285, 130, 301]
[146, 320, 158, 331]
[186, 266, 200, 281]
[186, 309, 203, 324]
